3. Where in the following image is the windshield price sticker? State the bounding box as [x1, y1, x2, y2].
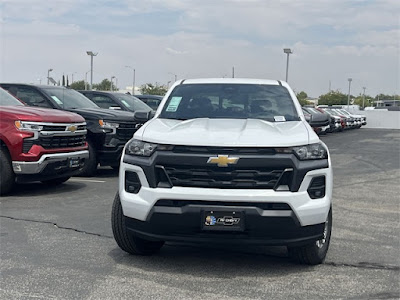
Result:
[121, 100, 131, 107]
[51, 96, 63, 105]
[274, 116, 286, 122]
[166, 97, 182, 112]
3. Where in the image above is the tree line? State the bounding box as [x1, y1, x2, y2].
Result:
[68, 78, 398, 108]
[297, 90, 399, 108]
[68, 79, 168, 95]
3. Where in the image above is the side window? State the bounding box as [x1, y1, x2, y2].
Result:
[91, 95, 118, 109]
[13, 87, 52, 108]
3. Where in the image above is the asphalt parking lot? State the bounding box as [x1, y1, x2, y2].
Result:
[1, 128, 399, 300]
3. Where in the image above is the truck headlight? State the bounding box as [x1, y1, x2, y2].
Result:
[99, 120, 119, 129]
[292, 143, 328, 160]
[125, 139, 173, 156]
[126, 139, 158, 156]
[15, 121, 43, 131]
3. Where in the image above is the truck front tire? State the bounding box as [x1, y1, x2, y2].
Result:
[0, 148, 15, 196]
[79, 140, 97, 176]
[288, 208, 332, 265]
[111, 193, 164, 255]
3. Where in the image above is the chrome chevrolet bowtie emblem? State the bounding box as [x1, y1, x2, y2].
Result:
[207, 155, 239, 167]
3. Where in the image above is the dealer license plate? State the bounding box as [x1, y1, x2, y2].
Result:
[69, 158, 80, 168]
[202, 210, 244, 231]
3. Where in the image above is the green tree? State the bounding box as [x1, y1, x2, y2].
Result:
[318, 90, 349, 105]
[353, 94, 374, 108]
[375, 93, 400, 100]
[93, 79, 118, 91]
[296, 91, 310, 106]
[140, 83, 168, 95]
[69, 80, 86, 90]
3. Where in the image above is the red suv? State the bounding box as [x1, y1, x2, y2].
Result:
[0, 88, 89, 195]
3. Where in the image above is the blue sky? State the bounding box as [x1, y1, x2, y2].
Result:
[1, 0, 399, 97]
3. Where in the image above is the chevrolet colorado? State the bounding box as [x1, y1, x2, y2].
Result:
[112, 78, 333, 265]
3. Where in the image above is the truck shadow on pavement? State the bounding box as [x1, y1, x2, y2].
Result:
[108, 244, 314, 277]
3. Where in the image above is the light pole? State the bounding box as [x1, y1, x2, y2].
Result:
[125, 66, 135, 94]
[71, 72, 77, 83]
[84, 70, 90, 90]
[347, 78, 352, 108]
[283, 48, 292, 82]
[86, 51, 98, 90]
[110, 76, 115, 91]
[169, 72, 177, 82]
[47, 68, 53, 85]
[362, 87, 366, 108]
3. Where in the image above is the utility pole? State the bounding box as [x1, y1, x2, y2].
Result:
[232, 66, 235, 78]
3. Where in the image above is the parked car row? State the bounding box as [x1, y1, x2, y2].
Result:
[302, 105, 366, 135]
[0, 81, 366, 196]
[0, 84, 158, 195]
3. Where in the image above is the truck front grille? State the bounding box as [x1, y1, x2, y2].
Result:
[116, 123, 136, 142]
[38, 135, 86, 149]
[163, 165, 285, 189]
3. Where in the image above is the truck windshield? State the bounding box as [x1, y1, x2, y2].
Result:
[0, 88, 24, 106]
[159, 84, 299, 122]
[43, 88, 99, 109]
[114, 94, 153, 112]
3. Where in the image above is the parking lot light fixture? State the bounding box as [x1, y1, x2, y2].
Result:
[47, 68, 53, 85]
[125, 66, 135, 95]
[86, 51, 98, 90]
[283, 48, 292, 82]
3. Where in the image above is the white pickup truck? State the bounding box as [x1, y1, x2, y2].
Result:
[112, 78, 333, 265]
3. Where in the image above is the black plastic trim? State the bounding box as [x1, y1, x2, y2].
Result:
[123, 151, 329, 192]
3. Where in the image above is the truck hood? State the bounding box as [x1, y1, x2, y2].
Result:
[65, 108, 136, 122]
[0, 106, 85, 123]
[137, 118, 317, 147]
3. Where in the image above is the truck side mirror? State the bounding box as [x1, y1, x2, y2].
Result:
[309, 114, 329, 127]
[134, 110, 153, 123]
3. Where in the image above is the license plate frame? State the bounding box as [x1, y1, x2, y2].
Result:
[201, 209, 244, 231]
[69, 158, 80, 168]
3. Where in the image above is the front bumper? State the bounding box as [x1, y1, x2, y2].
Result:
[125, 205, 325, 246]
[13, 150, 89, 175]
[119, 160, 332, 227]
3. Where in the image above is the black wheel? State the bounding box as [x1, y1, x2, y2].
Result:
[79, 140, 97, 176]
[111, 193, 164, 255]
[0, 147, 15, 196]
[288, 208, 332, 265]
[41, 176, 70, 185]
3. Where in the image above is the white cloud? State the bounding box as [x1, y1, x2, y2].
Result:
[0, 0, 398, 97]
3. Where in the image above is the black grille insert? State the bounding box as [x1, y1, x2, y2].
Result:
[163, 165, 285, 189]
[38, 135, 86, 149]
